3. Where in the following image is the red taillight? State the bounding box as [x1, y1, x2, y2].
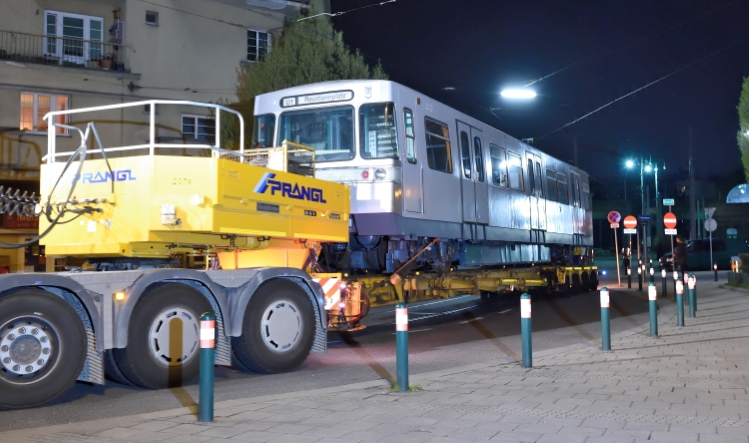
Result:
[362, 170, 369, 179]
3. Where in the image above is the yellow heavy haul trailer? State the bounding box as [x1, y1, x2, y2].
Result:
[0, 100, 596, 410]
[0, 101, 351, 410]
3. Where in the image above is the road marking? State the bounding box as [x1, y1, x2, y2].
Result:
[391, 328, 432, 334]
[382, 295, 474, 313]
[459, 317, 483, 324]
[388, 306, 475, 325]
[492, 309, 512, 315]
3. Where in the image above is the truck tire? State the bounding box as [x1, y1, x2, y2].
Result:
[0, 289, 86, 410]
[113, 283, 212, 389]
[232, 279, 315, 374]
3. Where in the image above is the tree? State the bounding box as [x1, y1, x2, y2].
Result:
[737, 76, 749, 183]
[222, 0, 387, 148]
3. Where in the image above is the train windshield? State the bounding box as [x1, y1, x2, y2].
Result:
[278, 105, 355, 162]
[359, 102, 398, 159]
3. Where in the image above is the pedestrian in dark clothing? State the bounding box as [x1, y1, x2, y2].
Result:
[674, 236, 688, 273]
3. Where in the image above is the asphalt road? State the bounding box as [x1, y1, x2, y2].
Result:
[0, 269, 654, 432]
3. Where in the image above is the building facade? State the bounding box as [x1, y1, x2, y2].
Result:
[0, 0, 318, 271]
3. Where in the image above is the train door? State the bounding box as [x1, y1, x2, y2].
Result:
[456, 121, 487, 223]
[526, 152, 539, 230]
[533, 154, 547, 230]
[402, 107, 423, 213]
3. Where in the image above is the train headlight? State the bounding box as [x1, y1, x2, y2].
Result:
[374, 168, 387, 180]
[361, 170, 370, 179]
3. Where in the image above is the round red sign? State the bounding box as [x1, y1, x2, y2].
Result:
[664, 212, 677, 229]
[623, 215, 637, 229]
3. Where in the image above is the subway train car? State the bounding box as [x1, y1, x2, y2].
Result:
[252, 80, 593, 274]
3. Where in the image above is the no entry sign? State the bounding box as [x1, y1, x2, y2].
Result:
[663, 212, 677, 229]
[623, 215, 637, 229]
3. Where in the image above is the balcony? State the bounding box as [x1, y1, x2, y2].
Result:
[0, 30, 127, 72]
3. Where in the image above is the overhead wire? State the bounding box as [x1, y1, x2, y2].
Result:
[535, 35, 749, 141]
[298, 0, 396, 22]
[522, 0, 747, 88]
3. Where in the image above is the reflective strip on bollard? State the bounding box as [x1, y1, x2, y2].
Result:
[600, 288, 610, 307]
[688, 278, 695, 290]
[676, 281, 684, 293]
[396, 307, 409, 332]
[200, 319, 215, 349]
[521, 298, 532, 318]
[648, 284, 657, 301]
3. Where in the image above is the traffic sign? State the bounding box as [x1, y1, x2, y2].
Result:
[704, 219, 717, 232]
[663, 212, 677, 229]
[705, 207, 716, 219]
[638, 214, 651, 223]
[623, 215, 637, 229]
[623, 228, 637, 234]
[607, 211, 621, 224]
[663, 198, 674, 206]
[665, 228, 677, 235]
[610, 223, 620, 229]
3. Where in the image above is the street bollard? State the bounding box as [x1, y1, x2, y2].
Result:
[687, 274, 696, 318]
[714, 263, 718, 282]
[600, 287, 611, 351]
[199, 312, 216, 423]
[638, 266, 643, 291]
[395, 302, 409, 392]
[676, 280, 684, 326]
[661, 268, 667, 298]
[649, 266, 655, 284]
[683, 272, 689, 286]
[673, 270, 678, 294]
[521, 293, 532, 368]
[648, 282, 658, 337]
[627, 267, 632, 289]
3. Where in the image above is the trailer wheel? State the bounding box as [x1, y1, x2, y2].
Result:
[232, 279, 315, 374]
[0, 290, 86, 410]
[113, 283, 212, 389]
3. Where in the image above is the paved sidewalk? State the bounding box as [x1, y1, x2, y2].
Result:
[3, 279, 749, 443]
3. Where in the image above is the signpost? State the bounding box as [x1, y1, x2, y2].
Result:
[622, 216, 638, 280]
[705, 207, 716, 268]
[663, 199, 675, 259]
[608, 211, 622, 287]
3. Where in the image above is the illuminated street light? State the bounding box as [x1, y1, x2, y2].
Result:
[500, 89, 537, 99]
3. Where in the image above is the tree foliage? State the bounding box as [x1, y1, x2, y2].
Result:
[737, 76, 749, 183]
[222, 1, 387, 148]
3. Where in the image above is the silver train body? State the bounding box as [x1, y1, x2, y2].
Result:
[253, 80, 593, 273]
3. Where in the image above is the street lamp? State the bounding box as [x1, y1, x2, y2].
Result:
[500, 88, 537, 99]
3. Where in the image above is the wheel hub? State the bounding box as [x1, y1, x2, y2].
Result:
[0, 323, 53, 375]
[148, 308, 200, 367]
[261, 299, 302, 352]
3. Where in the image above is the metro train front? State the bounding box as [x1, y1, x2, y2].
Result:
[253, 80, 594, 274]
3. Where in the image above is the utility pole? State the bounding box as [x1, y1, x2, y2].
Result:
[689, 128, 696, 240]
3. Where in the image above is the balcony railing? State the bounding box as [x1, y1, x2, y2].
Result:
[0, 30, 127, 72]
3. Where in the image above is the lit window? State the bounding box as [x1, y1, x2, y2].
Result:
[20, 92, 69, 134]
[247, 29, 270, 62]
[182, 115, 215, 143]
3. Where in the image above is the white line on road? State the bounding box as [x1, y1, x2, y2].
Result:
[382, 295, 474, 313]
[459, 317, 483, 324]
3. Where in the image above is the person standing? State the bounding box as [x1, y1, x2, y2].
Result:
[674, 236, 688, 273]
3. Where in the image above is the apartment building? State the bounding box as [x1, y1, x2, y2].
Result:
[0, 0, 319, 271]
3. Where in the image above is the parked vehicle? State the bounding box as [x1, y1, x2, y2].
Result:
[660, 238, 748, 271]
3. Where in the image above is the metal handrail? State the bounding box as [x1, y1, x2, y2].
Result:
[43, 100, 245, 163]
[0, 29, 125, 70]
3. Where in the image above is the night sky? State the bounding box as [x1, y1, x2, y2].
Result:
[330, 0, 749, 188]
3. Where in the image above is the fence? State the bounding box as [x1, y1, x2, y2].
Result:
[0, 30, 126, 71]
[727, 271, 749, 285]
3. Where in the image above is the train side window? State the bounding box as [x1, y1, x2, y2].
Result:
[403, 108, 416, 164]
[490, 144, 507, 187]
[573, 176, 581, 207]
[582, 182, 590, 210]
[507, 151, 523, 191]
[557, 173, 568, 204]
[545, 168, 557, 202]
[474, 136, 485, 182]
[535, 160, 543, 198]
[360, 102, 398, 159]
[527, 158, 535, 193]
[424, 117, 452, 173]
[460, 131, 471, 179]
